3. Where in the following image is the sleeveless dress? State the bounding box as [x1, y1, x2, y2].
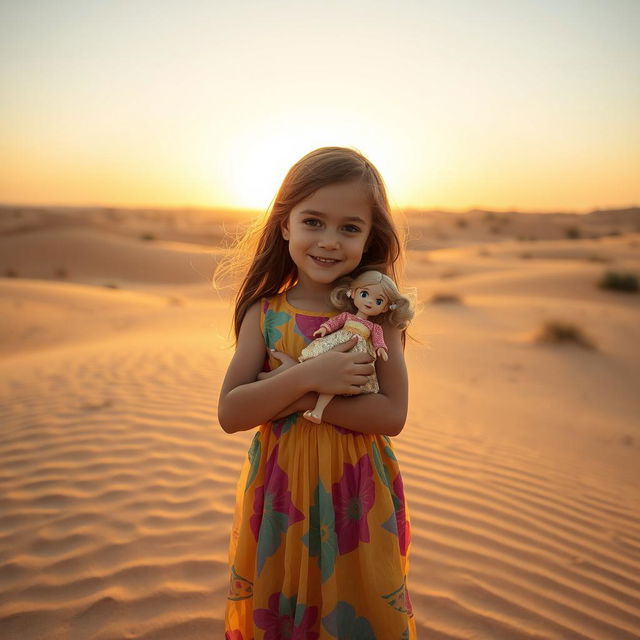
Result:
[224, 291, 417, 640]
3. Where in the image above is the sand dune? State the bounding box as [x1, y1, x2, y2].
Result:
[1, 208, 639, 639]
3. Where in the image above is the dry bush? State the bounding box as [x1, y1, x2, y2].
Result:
[533, 320, 597, 350]
[429, 291, 463, 304]
[598, 269, 638, 292]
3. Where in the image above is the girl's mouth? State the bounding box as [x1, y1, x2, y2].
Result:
[310, 255, 340, 266]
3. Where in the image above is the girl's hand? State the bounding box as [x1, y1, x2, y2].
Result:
[313, 326, 328, 337]
[376, 347, 388, 362]
[299, 336, 375, 396]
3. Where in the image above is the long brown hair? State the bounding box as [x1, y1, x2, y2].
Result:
[214, 146, 406, 343]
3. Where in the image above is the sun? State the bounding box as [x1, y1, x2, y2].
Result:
[219, 110, 403, 212]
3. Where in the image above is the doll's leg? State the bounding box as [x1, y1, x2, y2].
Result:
[303, 393, 334, 424]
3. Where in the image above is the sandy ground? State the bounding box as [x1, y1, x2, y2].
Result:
[1, 205, 639, 639]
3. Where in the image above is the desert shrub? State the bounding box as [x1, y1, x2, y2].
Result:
[4, 268, 18, 277]
[519, 252, 533, 259]
[103, 282, 119, 289]
[429, 291, 462, 304]
[533, 320, 596, 349]
[598, 270, 638, 292]
[564, 226, 581, 239]
[455, 218, 468, 228]
[54, 266, 68, 278]
[140, 232, 156, 241]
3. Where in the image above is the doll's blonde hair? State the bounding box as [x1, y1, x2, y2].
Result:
[330, 270, 415, 331]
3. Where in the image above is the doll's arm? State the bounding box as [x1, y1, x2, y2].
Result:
[371, 324, 388, 361]
[314, 312, 348, 337]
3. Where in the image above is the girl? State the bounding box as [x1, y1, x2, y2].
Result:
[218, 146, 417, 639]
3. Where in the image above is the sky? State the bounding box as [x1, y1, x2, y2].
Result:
[1, 0, 639, 213]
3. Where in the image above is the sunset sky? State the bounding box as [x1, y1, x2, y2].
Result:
[1, 0, 638, 213]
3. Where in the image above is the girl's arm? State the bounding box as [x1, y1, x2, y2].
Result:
[217, 303, 374, 433]
[271, 318, 408, 437]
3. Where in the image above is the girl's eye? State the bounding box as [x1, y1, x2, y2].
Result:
[376, 299, 384, 306]
[359, 291, 368, 298]
[343, 224, 361, 233]
[303, 218, 322, 227]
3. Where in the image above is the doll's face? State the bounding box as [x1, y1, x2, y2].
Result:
[352, 283, 389, 317]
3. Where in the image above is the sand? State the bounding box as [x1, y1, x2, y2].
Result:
[1, 205, 639, 639]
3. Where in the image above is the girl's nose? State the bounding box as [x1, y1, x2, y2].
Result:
[317, 234, 340, 250]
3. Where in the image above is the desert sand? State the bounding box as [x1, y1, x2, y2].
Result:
[1, 204, 639, 639]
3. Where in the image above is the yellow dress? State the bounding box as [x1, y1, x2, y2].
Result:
[224, 291, 417, 640]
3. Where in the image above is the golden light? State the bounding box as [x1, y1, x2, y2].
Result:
[214, 108, 408, 212]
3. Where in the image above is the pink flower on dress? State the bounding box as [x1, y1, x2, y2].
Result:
[250, 445, 305, 574]
[254, 591, 319, 640]
[332, 454, 375, 555]
[393, 472, 410, 556]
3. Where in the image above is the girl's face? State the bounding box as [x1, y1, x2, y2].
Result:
[352, 283, 389, 317]
[281, 180, 373, 288]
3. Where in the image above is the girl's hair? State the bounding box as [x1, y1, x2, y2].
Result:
[330, 270, 415, 331]
[214, 146, 406, 343]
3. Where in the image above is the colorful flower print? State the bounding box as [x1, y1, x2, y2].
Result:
[227, 564, 253, 601]
[263, 305, 291, 350]
[301, 481, 338, 582]
[272, 412, 298, 438]
[250, 445, 305, 574]
[224, 630, 248, 640]
[293, 314, 329, 344]
[382, 576, 413, 617]
[393, 473, 410, 556]
[245, 432, 262, 491]
[371, 441, 392, 490]
[254, 591, 319, 640]
[332, 454, 375, 555]
[321, 601, 376, 639]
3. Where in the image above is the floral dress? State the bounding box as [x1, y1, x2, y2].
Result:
[224, 291, 416, 640]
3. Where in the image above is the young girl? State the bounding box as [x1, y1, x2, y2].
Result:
[218, 146, 417, 639]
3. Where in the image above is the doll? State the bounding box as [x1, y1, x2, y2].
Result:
[298, 270, 415, 424]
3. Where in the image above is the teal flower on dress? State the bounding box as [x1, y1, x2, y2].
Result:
[245, 431, 261, 491]
[301, 481, 338, 582]
[272, 412, 298, 438]
[371, 441, 392, 490]
[321, 601, 376, 639]
[263, 306, 291, 350]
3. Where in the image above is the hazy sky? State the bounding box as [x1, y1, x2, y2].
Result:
[1, 0, 638, 212]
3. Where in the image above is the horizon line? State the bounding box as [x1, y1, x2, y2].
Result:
[0, 201, 638, 217]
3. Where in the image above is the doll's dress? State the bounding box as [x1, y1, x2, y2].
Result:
[224, 290, 416, 640]
[298, 318, 379, 394]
